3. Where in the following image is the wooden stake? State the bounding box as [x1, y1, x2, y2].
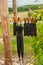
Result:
[12, 0, 17, 17]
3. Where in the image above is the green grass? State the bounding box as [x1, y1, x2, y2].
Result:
[10, 24, 13, 37]
[11, 39, 17, 55]
[0, 43, 4, 56]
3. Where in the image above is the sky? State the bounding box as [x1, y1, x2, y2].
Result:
[8, 0, 43, 7]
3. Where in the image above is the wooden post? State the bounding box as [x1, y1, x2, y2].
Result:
[0, 0, 2, 20]
[1, 0, 12, 65]
[12, 0, 17, 17]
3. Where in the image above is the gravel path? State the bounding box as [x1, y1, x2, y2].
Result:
[0, 54, 36, 65]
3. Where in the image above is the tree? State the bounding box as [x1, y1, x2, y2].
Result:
[1, 0, 12, 65]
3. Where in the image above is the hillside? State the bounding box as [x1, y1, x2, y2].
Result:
[9, 4, 43, 12]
